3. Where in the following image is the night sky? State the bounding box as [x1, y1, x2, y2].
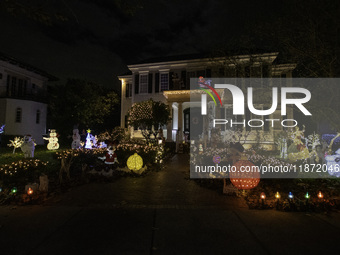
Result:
[0, 0, 336, 91]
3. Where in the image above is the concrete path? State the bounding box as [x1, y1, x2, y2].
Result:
[0, 154, 340, 255]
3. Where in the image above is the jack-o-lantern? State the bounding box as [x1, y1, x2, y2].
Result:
[229, 160, 260, 190]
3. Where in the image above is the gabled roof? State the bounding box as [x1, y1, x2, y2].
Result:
[0, 52, 58, 81]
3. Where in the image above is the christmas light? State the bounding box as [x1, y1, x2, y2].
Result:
[305, 192, 310, 199]
[275, 192, 281, 199]
[260, 192, 266, 200]
[288, 192, 294, 199]
[11, 187, 17, 194]
[27, 188, 33, 195]
[127, 153, 143, 171]
[44, 130, 59, 150]
[317, 191, 324, 199]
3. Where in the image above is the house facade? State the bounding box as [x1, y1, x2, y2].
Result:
[0, 53, 57, 144]
[119, 52, 296, 149]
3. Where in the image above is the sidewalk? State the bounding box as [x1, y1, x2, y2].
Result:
[0, 154, 339, 254]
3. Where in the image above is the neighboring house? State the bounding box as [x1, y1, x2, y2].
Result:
[118, 52, 296, 149]
[0, 53, 57, 144]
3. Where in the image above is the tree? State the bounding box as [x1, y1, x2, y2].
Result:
[127, 99, 171, 141]
[49, 79, 120, 140]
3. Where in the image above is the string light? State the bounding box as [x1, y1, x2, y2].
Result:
[275, 192, 281, 199]
[260, 192, 266, 200]
[288, 192, 294, 199]
[317, 191, 324, 199]
[27, 188, 33, 195]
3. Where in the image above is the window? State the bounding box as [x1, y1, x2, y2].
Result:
[15, 108, 22, 123]
[139, 74, 148, 94]
[11, 77, 17, 96]
[160, 73, 169, 91]
[18, 79, 23, 97]
[36, 110, 40, 124]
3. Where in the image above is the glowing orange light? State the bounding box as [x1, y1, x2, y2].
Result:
[317, 191, 323, 199]
[275, 192, 281, 199]
[260, 192, 266, 200]
[27, 188, 33, 195]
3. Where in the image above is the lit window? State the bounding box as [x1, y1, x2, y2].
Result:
[139, 74, 148, 94]
[160, 73, 169, 91]
[15, 108, 22, 123]
[36, 110, 40, 124]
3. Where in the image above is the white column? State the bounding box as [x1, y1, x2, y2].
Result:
[178, 102, 183, 141]
[166, 101, 173, 141]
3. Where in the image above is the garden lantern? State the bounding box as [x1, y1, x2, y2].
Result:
[11, 187, 17, 194]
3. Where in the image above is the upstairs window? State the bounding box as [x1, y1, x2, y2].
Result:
[160, 73, 169, 91]
[139, 74, 148, 94]
[15, 108, 22, 123]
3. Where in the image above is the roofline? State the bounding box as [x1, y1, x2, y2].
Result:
[127, 52, 279, 69]
[0, 52, 58, 81]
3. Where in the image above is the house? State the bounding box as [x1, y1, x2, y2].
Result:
[0, 53, 57, 144]
[118, 52, 296, 149]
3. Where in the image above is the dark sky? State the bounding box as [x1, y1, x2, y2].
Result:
[0, 0, 291, 90]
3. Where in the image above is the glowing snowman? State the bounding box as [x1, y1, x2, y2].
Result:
[44, 129, 60, 150]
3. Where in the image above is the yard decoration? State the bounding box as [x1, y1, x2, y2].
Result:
[85, 129, 96, 149]
[98, 145, 118, 165]
[44, 129, 59, 150]
[287, 126, 309, 162]
[21, 135, 35, 158]
[127, 153, 143, 171]
[229, 160, 260, 190]
[71, 128, 82, 149]
[8, 137, 24, 154]
[213, 155, 221, 164]
[0, 124, 4, 134]
[325, 148, 340, 177]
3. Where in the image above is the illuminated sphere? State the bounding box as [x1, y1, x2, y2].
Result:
[229, 160, 260, 190]
[213, 155, 221, 164]
[127, 153, 143, 171]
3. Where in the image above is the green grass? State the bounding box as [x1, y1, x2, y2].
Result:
[0, 145, 69, 165]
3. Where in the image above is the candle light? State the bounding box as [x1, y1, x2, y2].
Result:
[260, 192, 266, 200]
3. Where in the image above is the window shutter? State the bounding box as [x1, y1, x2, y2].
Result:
[148, 73, 153, 93]
[206, 68, 212, 78]
[125, 83, 129, 97]
[134, 74, 139, 94]
[155, 73, 159, 93]
[169, 72, 174, 90]
[181, 70, 186, 89]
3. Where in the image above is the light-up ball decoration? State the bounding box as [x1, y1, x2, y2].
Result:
[213, 155, 221, 164]
[229, 160, 260, 190]
[127, 153, 143, 171]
